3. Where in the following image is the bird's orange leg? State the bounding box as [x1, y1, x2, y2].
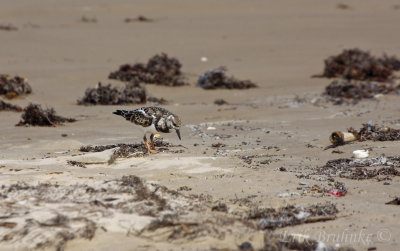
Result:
[150, 133, 158, 151]
[143, 136, 157, 154]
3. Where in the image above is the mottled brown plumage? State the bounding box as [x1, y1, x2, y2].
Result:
[113, 106, 181, 153]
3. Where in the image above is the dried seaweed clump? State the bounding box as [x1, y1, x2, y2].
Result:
[0, 74, 32, 99]
[318, 155, 400, 180]
[78, 82, 147, 105]
[0, 99, 22, 112]
[325, 80, 400, 104]
[348, 121, 400, 141]
[16, 103, 76, 126]
[109, 53, 188, 86]
[197, 67, 258, 89]
[247, 202, 337, 230]
[320, 48, 400, 82]
[0, 24, 18, 31]
[80, 141, 172, 163]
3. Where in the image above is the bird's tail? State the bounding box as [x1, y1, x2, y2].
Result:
[113, 110, 128, 118]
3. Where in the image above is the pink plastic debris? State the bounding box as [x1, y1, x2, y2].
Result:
[329, 189, 346, 197]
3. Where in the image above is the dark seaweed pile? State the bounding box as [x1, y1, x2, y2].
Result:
[318, 155, 400, 180]
[80, 141, 173, 163]
[325, 80, 399, 104]
[321, 48, 400, 82]
[77, 82, 147, 105]
[348, 121, 400, 141]
[0, 24, 18, 31]
[16, 103, 76, 126]
[317, 49, 400, 103]
[109, 53, 188, 86]
[197, 67, 258, 89]
[247, 202, 337, 230]
[0, 74, 32, 99]
[0, 99, 22, 112]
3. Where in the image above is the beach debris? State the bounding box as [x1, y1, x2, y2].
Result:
[81, 16, 97, 23]
[146, 96, 168, 105]
[207, 126, 216, 130]
[0, 74, 32, 99]
[67, 160, 87, 168]
[0, 99, 22, 112]
[337, 3, 350, 10]
[247, 202, 337, 230]
[385, 198, 400, 205]
[238, 241, 253, 251]
[327, 121, 400, 149]
[329, 131, 357, 146]
[331, 181, 347, 196]
[109, 53, 188, 86]
[348, 121, 400, 142]
[317, 154, 400, 180]
[200, 57, 208, 62]
[353, 150, 369, 159]
[0, 24, 18, 31]
[329, 189, 346, 197]
[124, 15, 153, 23]
[214, 99, 229, 105]
[0, 176, 174, 249]
[324, 80, 399, 104]
[16, 103, 76, 127]
[211, 142, 226, 148]
[317, 48, 400, 82]
[197, 67, 257, 90]
[80, 141, 173, 163]
[77, 82, 147, 105]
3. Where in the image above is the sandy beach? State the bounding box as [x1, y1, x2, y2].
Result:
[1, 0, 400, 250]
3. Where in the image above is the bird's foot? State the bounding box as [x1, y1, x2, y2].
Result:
[147, 149, 158, 154]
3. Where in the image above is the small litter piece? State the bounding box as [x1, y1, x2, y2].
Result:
[207, 126, 216, 130]
[109, 53, 188, 86]
[329, 131, 357, 146]
[77, 82, 147, 105]
[81, 16, 97, 23]
[385, 198, 400, 205]
[353, 150, 369, 159]
[329, 189, 346, 197]
[124, 15, 153, 23]
[16, 103, 76, 127]
[316, 48, 400, 82]
[197, 67, 258, 90]
[214, 99, 228, 105]
[0, 99, 22, 112]
[0, 74, 32, 99]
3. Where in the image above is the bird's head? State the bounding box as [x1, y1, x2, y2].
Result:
[167, 115, 182, 140]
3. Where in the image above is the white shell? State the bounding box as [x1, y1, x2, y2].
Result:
[353, 150, 369, 159]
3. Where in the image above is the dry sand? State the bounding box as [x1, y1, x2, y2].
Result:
[1, 0, 400, 250]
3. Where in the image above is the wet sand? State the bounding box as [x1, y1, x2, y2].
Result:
[1, 0, 400, 250]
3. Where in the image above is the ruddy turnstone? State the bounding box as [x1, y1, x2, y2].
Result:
[113, 106, 181, 153]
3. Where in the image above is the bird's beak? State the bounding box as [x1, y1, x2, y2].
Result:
[175, 129, 181, 140]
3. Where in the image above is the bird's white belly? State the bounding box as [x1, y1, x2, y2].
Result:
[143, 123, 158, 135]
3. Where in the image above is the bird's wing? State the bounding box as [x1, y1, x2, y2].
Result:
[127, 109, 153, 127]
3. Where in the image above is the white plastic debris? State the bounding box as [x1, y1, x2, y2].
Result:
[201, 57, 208, 62]
[207, 126, 216, 130]
[353, 150, 369, 159]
